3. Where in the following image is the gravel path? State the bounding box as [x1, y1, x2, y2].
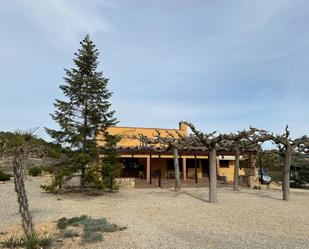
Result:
[1, 177, 309, 249]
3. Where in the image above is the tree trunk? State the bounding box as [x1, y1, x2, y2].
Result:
[173, 147, 181, 191]
[282, 146, 293, 201]
[209, 147, 217, 203]
[233, 149, 240, 191]
[13, 150, 33, 234]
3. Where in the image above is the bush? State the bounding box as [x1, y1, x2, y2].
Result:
[62, 229, 79, 238]
[57, 215, 88, 230]
[24, 231, 40, 249]
[82, 231, 103, 243]
[1, 233, 23, 248]
[1, 231, 52, 249]
[57, 217, 68, 230]
[0, 170, 11, 181]
[80, 218, 118, 233]
[39, 234, 53, 247]
[28, 166, 42, 177]
[40, 165, 76, 193]
[56, 215, 126, 245]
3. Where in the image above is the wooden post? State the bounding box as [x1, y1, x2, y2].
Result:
[149, 154, 152, 184]
[216, 157, 220, 176]
[158, 154, 161, 188]
[182, 156, 187, 180]
[147, 155, 151, 184]
[194, 155, 198, 184]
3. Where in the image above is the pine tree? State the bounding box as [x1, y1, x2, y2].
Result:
[46, 35, 117, 189]
[102, 134, 121, 191]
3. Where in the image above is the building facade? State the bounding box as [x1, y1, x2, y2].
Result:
[98, 122, 245, 183]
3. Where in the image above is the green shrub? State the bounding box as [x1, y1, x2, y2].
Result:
[38, 234, 53, 247]
[1, 233, 23, 248]
[0, 171, 11, 181]
[62, 229, 79, 238]
[24, 231, 40, 249]
[57, 215, 88, 230]
[82, 231, 103, 243]
[57, 217, 68, 230]
[56, 215, 126, 245]
[40, 165, 76, 193]
[28, 166, 42, 177]
[1, 231, 52, 249]
[80, 218, 118, 233]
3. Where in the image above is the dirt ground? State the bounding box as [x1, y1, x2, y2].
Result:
[1, 176, 309, 249]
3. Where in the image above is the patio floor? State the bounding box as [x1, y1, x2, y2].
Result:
[135, 177, 231, 188]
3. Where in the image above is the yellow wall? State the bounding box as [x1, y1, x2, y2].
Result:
[98, 122, 187, 147]
[219, 160, 245, 181]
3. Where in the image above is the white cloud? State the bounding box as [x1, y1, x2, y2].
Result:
[17, 0, 117, 45]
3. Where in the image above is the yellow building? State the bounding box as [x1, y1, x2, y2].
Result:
[99, 122, 244, 183]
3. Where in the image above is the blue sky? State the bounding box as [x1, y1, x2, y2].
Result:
[0, 0, 308, 139]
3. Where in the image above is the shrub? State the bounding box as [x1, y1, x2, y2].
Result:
[62, 229, 79, 238]
[1, 231, 52, 249]
[56, 215, 126, 245]
[57, 215, 88, 230]
[28, 166, 42, 177]
[40, 165, 76, 193]
[24, 231, 40, 249]
[82, 231, 103, 243]
[1, 233, 23, 248]
[38, 234, 53, 247]
[40, 172, 65, 192]
[57, 217, 68, 230]
[0, 170, 11, 181]
[80, 218, 118, 233]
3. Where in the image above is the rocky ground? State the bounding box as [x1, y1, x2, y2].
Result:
[0, 176, 309, 249]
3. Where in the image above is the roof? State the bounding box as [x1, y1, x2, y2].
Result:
[114, 146, 255, 156]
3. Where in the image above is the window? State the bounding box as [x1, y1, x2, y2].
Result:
[220, 160, 230, 168]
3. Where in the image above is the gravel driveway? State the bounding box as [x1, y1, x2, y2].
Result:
[1, 177, 309, 249]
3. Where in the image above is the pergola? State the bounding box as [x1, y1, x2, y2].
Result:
[115, 146, 241, 186]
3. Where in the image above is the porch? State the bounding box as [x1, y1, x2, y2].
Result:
[134, 177, 231, 188]
[119, 156, 210, 183]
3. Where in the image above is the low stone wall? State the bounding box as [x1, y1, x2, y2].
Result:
[240, 167, 260, 189]
[116, 178, 135, 188]
[241, 175, 260, 189]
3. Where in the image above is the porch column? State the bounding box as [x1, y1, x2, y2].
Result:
[216, 157, 220, 176]
[194, 155, 198, 183]
[146, 155, 151, 183]
[182, 157, 187, 180]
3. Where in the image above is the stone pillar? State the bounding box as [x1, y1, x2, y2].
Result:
[182, 157, 187, 180]
[146, 155, 151, 183]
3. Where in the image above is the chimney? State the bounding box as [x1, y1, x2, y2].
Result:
[179, 122, 188, 134]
